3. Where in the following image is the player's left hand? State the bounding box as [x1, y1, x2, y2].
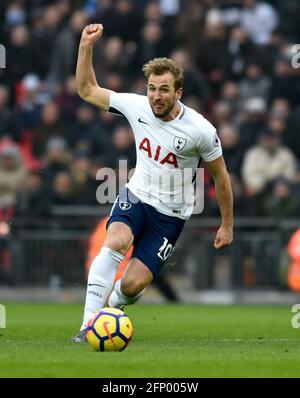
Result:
[214, 224, 233, 250]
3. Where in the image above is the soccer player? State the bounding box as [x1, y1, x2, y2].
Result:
[72, 24, 233, 342]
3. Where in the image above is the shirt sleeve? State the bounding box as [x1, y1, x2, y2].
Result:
[109, 91, 142, 118]
[197, 120, 222, 162]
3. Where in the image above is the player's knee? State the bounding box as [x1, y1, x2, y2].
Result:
[105, 237, 130, 255]
[121, 279, 146, 298]
[105, 223, 133, 255]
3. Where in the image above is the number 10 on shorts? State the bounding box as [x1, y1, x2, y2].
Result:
[0, 304, 6, 328]
[157, 238, 174, 261]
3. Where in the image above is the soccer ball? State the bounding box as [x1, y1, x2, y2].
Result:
[86, 307, 133, 352]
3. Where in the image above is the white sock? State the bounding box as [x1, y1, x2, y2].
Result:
[108, 279, 145, 308]
[80, 247, 124, 330]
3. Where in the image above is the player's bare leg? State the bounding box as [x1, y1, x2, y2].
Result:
[108, 258, 153, 309]
[72, 222, 133, 342]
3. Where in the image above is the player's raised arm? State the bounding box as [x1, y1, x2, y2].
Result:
[205, 155, 234, 250]
[76, 24, 111, 110]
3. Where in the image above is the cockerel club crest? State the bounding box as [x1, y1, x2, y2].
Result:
[173, 136, 186, 152]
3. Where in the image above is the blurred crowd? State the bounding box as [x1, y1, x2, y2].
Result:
[0, 0, 300, 225]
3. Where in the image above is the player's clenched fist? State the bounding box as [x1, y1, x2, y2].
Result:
[81, 24, 103, 44]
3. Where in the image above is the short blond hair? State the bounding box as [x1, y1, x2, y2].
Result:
[142, 57, 183, 91]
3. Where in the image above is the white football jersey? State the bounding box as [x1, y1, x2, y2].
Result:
[109, 92, 222, 219]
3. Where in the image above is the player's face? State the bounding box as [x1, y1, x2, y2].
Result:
[147, 72, 182, 120]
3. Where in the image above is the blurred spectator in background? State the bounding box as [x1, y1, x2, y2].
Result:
[238, 97, 267, 154]
[103, 71, 125, 92]
[93, 36, 136, 83]
[50, 171, 75, 206]
[31, 4, 64, 80]
[17, 170, 51, 220]
[4, 1, 26, 30]
[257, 29, 287, 75]
[136, 20, 169, 66]
[6, 24, 33, 88]
[0, 141, 27, 221]
[270, 45, 300, 106]
[241, 131, 297, 197]
[47, 10, 88, 90]
[268, 98, 300, 160]
[218, 124, 243, 178]
[241, 0, 279, 45]
[32, 102, 67, 158]
[212, 101, 233, 128]
[229, 173, 256, 217]
[55, 75, 83, 124]
[276, 0, 300, 42]
[70, 105, 116, 162]
[261, 177, 299, 218]
[204, 172, 256, 218]
[170, 48, 211, 109]
[70, 151, 98, 205]
[270, 97, 291, 120]
[111, 124, 136, 170]
[267, 109, 291, 149]
[159, 0, 181, 36]
[96, 109, 121, 146]
[196, 10, 230, 96]
[14, 73, 48, 133]
[89, 0, 142, 43]
[144, 0, 164, 25]
[0, 85, 17, 141]
[227, 25, 254, 80]
[220, 81, 240, 114]
[176, 0, 206, 55]
[239, 61, 271, 103]
[184, 96, 204, 114]
[42, 136, 71, 185]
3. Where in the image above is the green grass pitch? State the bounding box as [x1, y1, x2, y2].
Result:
[0, 303, 299, 378]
